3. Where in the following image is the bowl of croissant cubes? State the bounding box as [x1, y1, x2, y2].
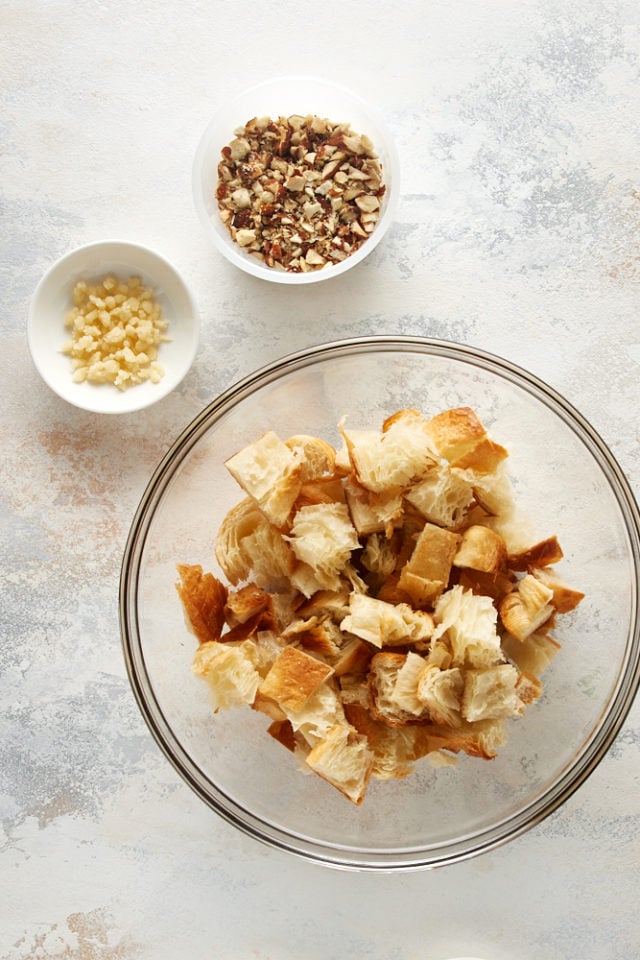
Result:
[120, 337, 640, 870]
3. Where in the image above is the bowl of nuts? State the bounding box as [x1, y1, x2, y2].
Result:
[192, 75, 401, 283]
[28, 240, 199, 414]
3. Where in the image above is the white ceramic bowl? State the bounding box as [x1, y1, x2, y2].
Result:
[192, 75, 400, 284]
[28, 240, 199, 414]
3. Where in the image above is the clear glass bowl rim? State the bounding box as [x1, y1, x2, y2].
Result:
[120, 335, 640, 871]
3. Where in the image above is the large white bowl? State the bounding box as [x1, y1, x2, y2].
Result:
[192, 75, 400, 284]
[28, 240, 199, 414]
[120, 337, 640, 870]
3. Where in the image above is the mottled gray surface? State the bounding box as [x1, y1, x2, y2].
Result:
[2, 1, 639, 958]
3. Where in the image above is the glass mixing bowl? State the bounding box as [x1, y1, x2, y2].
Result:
[120, 337, 640, 870]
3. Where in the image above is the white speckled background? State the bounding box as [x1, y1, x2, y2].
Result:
[2, 1, 639, 958]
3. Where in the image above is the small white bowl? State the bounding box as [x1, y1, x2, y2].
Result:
[28, 240, 199, 414]
[192, 75, 400, 284]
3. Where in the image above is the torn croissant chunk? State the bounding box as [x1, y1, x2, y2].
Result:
[224, 430, 302, 527]
[176, 405, 584, 804]
[341, 592, 434, 649]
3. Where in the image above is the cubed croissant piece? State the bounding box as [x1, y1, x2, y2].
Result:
[424, 406, 508, 474]
[359, 531, 400, 580]
[224, 430, 303, 527]
[427, 407, 487, 462]
[339, 426, 386, 488]
[501, 630, 561, 677]
[499, 573, 555, 642]
[283, 680, 346, 748]
[292, 477, 347, 511]
[295, 587, 352, 622]
[284, 434, 337, 481]
[432, 584, 503, 668]
[345, 703, 412, 780]
[478, 509, 538, 558]
[287, 502, 360, 579]
[405, 461, 475, 529]
[367, 651, 421, 727]
[396, 570, 446, 609]
[528, 565, 585, 613]
[469, 462, 516, 517]
[305, 723, 375, 805]
[515, 671, 543, 706]
[416, 664, 464, 727]
[453, 524, 508, 576]
[381, 407, 429, 433]
[344, 702, 437, 781]
[397, 522, 461, 606]
[339, 673, 371, 708]
[380, 407, 439, 468]
[508, 535, 564, 571]
[421, 638, 454, 671]
[176, 563, 228, 644]
[249, 629, 287, 677]
[461, 663, 523, 722]
[215, 496, 295, 588]
[452, 437, 509, 474]
[390, 651, 434, 719]
[259, 645, 334, 712]
[422, 717, 507, 760]
[220, 613, 270, 644]
[284, 617, 341, 660]
[375, 573, 415, 606]
[289, 561, 337, 598]
[339, 408, 436, 494]
[368, 651, 463, 733]
[340, 592, 434, 649]
[267, 718, 297, 752]
[192, 640, 262, 712]
[252, 690, 287, 722]
[331, 636, 373, 677]
[344, 479, 403, 537]
[456, 567, 516, 602]
[224, 582, 277, 628]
